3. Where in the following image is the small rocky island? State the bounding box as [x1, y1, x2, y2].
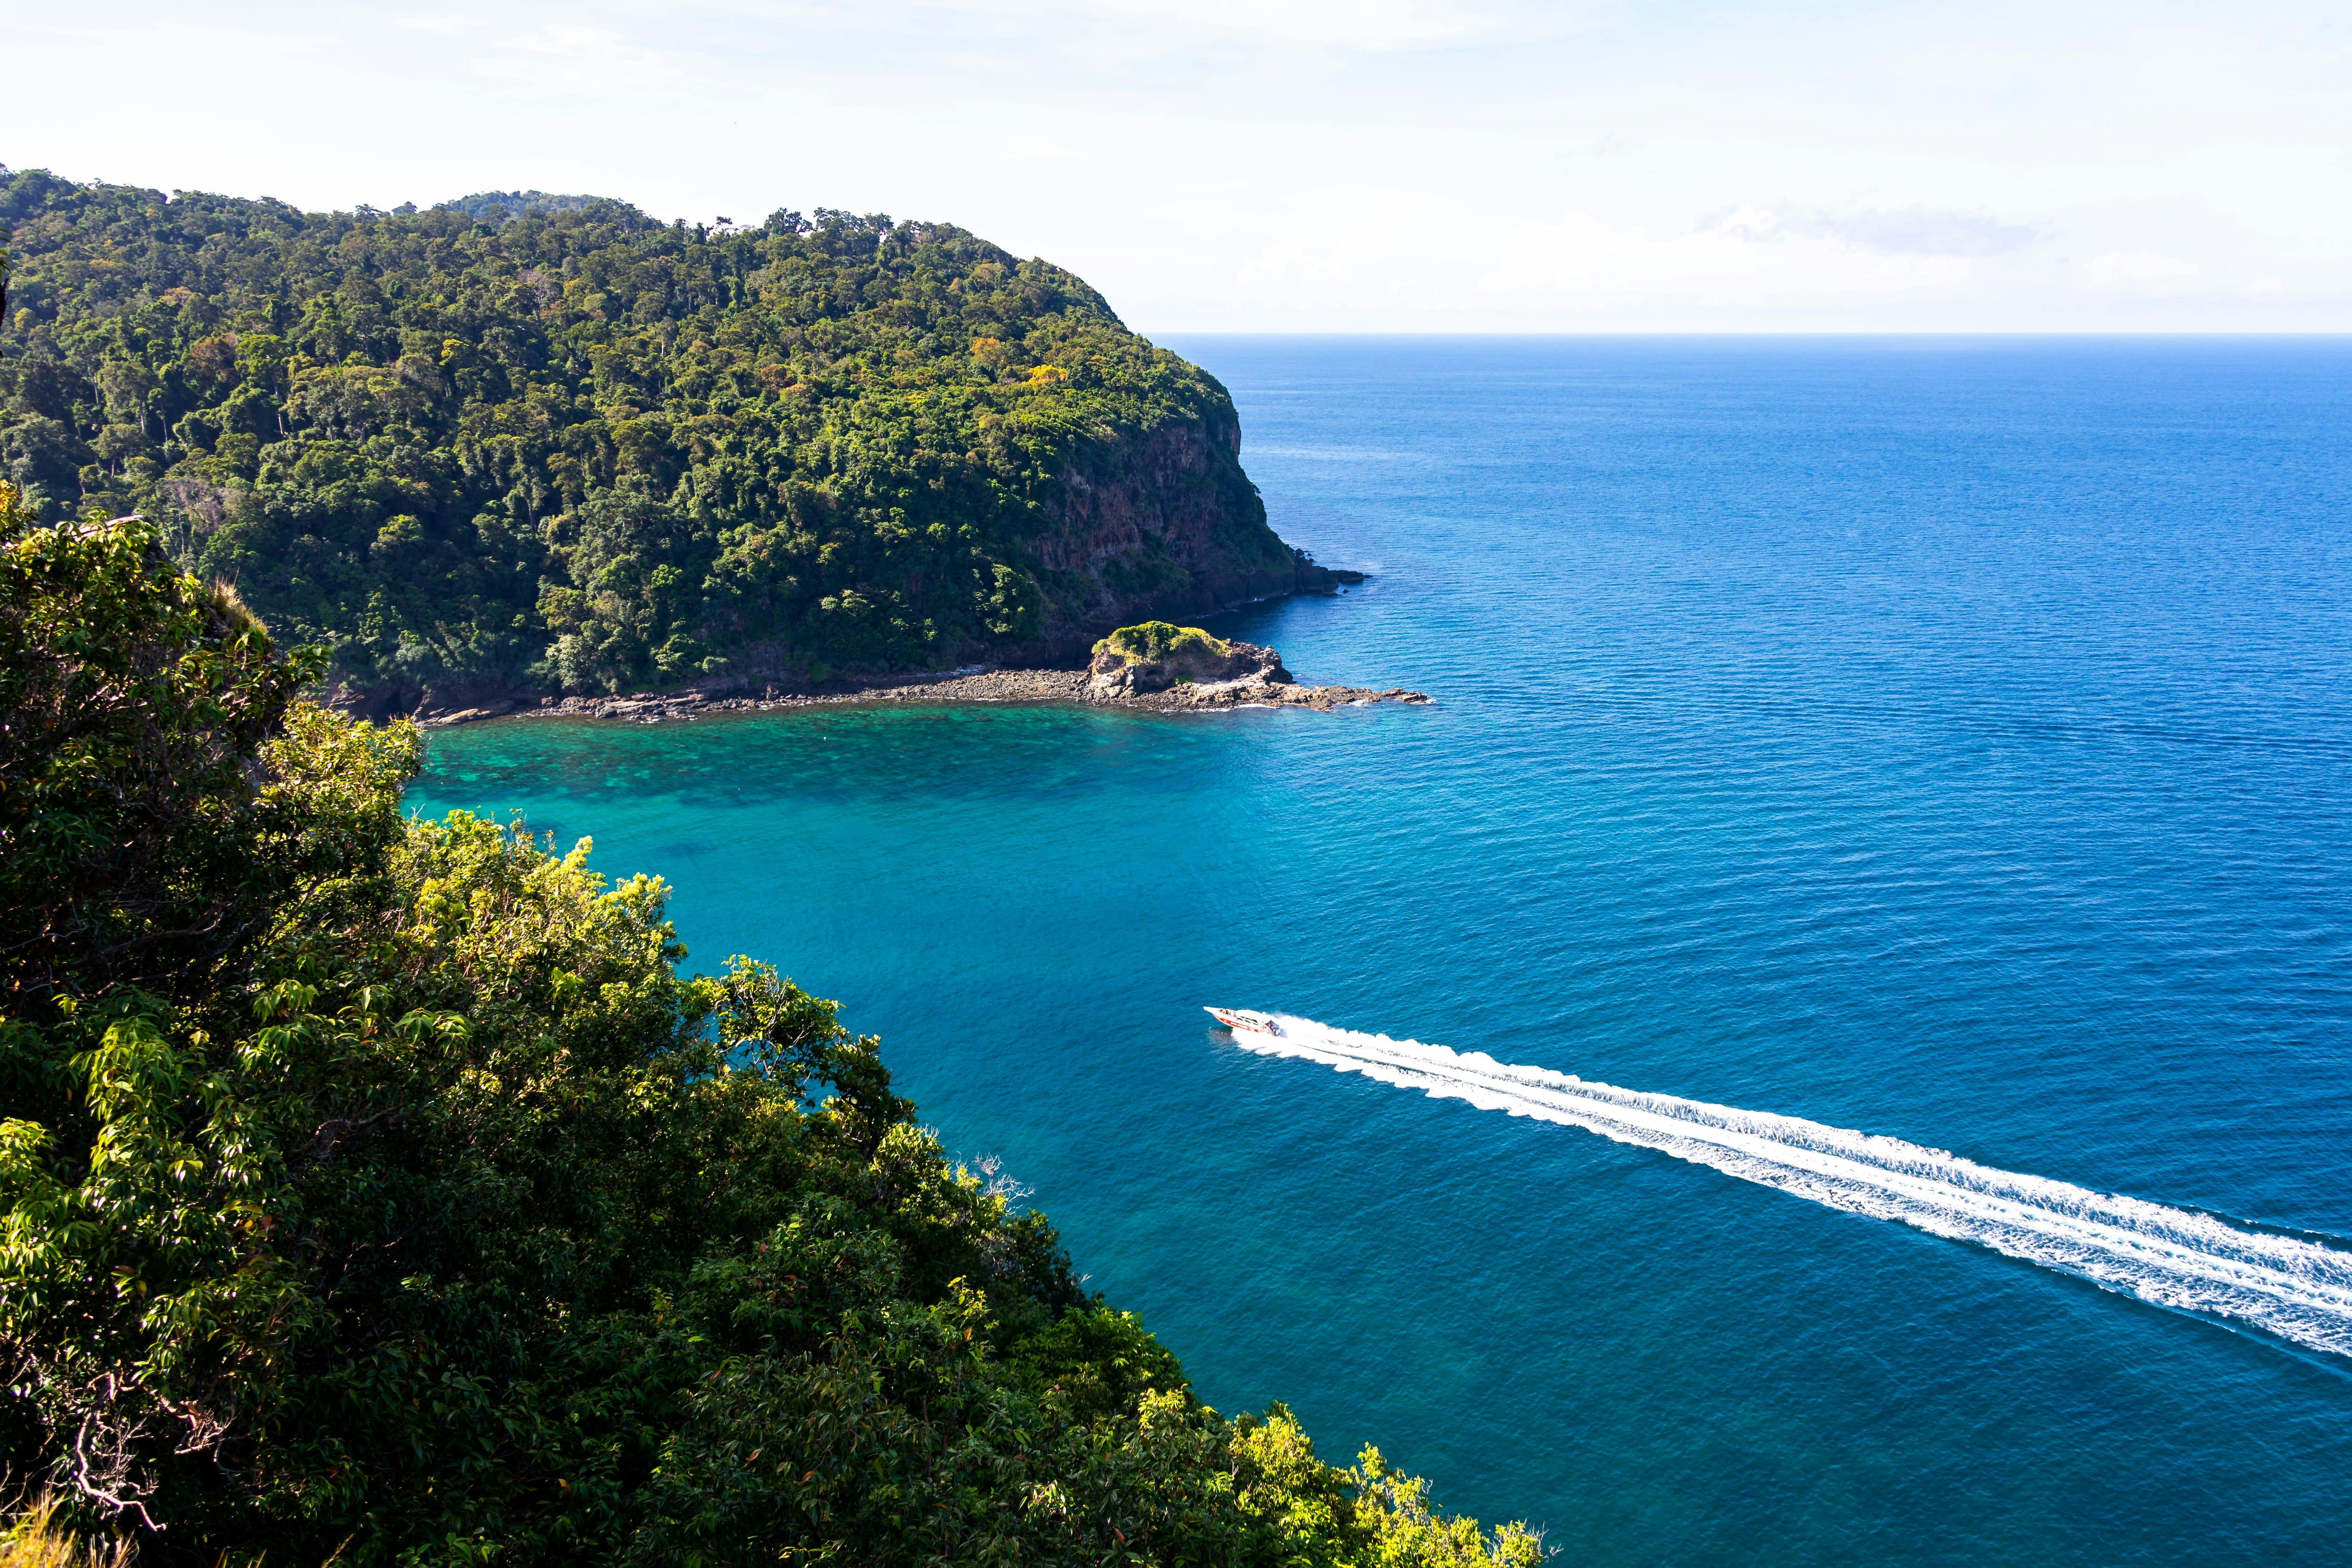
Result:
[1082, 621, 1426, 710]
[472, 622, 1428, 725]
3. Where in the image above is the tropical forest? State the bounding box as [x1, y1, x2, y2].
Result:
[0, 171, 1311, 712]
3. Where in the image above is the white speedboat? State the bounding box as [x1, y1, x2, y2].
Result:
[1205, 1006, 1284, 1036]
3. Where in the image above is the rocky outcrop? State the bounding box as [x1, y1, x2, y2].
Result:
[1099, 674, 1427, 713]
[1086, 621, 1291, 695]
[442, 669, 1427, 727]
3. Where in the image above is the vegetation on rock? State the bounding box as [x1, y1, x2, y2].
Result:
[1089, 620, 1294, 695]
[1093, 620, 1234, 666]
[0, 486, 1539, 1563]
[0, 168, 1306, 710]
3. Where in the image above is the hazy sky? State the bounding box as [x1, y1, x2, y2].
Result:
[5, 1, 2347, 332]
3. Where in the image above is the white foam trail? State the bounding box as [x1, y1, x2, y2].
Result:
[1224, 1015, 2352, 1357]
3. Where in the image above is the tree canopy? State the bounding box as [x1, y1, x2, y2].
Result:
[0, 487, 1542, 1565]
[0, 170, 1294, 708]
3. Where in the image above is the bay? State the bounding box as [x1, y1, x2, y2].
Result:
[410, 336, 2352, 1566]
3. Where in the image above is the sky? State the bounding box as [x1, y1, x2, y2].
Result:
[4, 0, 2348, 333]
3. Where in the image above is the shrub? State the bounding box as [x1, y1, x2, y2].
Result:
[1093, 620, 1232, 664]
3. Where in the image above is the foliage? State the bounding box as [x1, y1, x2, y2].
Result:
[1093, 620, 1233, 665]
[0, 490, 323, 1008]
[0, 168, 1291, 702]
[1, 1499, 132, 1568]
[436, 193, 602, 227]
[0, 496, 1545, 1565]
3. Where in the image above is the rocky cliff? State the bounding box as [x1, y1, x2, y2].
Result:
[1022, 407, 1351, 658]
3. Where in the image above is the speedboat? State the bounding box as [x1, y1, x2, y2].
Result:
[1205, 1006, 1284, 1037]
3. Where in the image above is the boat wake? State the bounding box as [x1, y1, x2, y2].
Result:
[1215, 1012, 2352, 1358]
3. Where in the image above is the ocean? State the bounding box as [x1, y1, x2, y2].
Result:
[408, 337, 2352, 1565]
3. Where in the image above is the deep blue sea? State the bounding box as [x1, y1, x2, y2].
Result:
[410, 338, 2352, 1565]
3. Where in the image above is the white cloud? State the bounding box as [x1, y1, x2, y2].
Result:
[925, 0, 1595, 48]
[1737, 206, 2042, 259]
[1487, 208, 1980, 307]
[471, 24, 683, 95]
[2082, 251, 2202, 292]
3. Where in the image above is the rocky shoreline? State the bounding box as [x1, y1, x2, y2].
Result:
[419, 668, 1429, 728]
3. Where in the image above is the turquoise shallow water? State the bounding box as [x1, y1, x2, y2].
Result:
[410, 338, 2352, 1565]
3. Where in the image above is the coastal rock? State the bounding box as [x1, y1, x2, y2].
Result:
[1087, 621, 1294, 695]
[481, 645, 1426, 727]
[447, 620, 1423, 726]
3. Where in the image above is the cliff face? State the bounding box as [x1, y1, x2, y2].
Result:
[1017, 406, 1341, 660]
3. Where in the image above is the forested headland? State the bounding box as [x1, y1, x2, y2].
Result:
[0, 492, 1541, 1560]
[0, 171, 1330, 715]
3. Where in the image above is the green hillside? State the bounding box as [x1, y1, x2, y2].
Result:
[0, 169, 1313, 711]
